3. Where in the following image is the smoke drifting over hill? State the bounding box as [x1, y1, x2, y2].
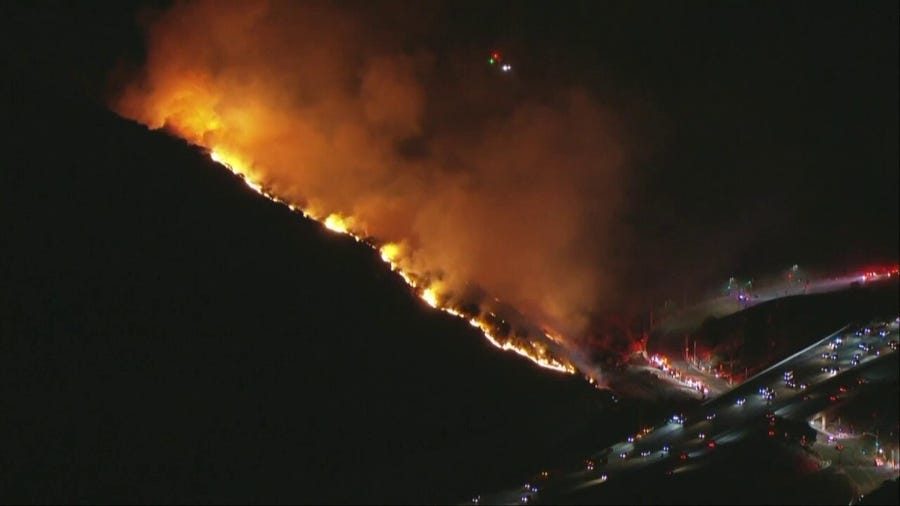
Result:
[113, 1, 636, 351]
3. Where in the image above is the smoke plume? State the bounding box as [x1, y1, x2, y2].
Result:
[113, 0, 637, 361]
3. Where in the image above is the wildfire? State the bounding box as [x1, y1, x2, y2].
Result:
[210, 149, 266, 194]
[421, 287, 439, 308]
[324, 214, 350, 234]
[468, 318, 576, 374]
[206, 148, 577, 375]
[379, 242, 401, 264]
[110, 1, 644, 386]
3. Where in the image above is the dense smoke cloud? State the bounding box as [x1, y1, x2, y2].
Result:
[113, 0, 635, 348]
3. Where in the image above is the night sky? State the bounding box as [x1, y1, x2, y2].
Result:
[3, 1, 898, 503]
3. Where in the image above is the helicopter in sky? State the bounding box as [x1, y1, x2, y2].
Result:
[487, 51, 513, 73]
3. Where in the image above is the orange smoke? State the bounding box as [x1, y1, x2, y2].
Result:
[112, 1, 633, 374]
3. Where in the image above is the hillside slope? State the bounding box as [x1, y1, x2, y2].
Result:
[2, 85, 612, 503]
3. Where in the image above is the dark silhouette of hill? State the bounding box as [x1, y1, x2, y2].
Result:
[2, 83, 616, 503]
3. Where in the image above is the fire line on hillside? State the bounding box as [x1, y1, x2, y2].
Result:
[210, 148, 577, 375]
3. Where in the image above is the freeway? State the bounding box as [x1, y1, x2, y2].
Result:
[469, 318, 899, 505]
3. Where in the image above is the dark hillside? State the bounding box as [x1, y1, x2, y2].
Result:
[2, 85, 611, 503]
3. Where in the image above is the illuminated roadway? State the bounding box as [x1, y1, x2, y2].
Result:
[470, 318, 899, 505]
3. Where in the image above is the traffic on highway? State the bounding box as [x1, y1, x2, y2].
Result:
[469, 317, 900, 504]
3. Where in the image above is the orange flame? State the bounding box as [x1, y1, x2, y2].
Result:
[112, 1, 604, 377]
[206, 149, 576, 375]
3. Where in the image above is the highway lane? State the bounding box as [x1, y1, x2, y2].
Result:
[469, 318, 899, 505]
